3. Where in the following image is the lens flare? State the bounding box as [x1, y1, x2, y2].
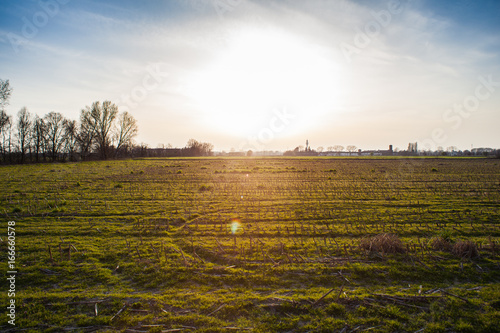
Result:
[230, 218, 241, 234]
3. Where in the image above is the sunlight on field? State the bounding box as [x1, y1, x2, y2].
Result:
[1, 157, 499, 332]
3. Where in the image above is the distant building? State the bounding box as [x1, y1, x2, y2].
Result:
[471, 147, 494, 155]
[407, 142, 418, 153]
[319, 151, 356, 156]
[360, 145, 394, 156]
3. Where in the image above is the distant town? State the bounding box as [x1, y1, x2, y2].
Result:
[147, 140, 500, 158]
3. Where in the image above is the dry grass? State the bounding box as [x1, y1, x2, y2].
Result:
[430, 236, 453, 252]
[488, 236, 498, 254]
[359, 233, 406, 254]
[452, 240, 479, 259]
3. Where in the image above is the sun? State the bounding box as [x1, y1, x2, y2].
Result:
[186, 27, 342, 138]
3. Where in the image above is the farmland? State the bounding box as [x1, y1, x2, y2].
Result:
[1, 157, 499, 332]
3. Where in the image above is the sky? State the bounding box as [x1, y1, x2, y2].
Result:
[0, 0, 499, 152]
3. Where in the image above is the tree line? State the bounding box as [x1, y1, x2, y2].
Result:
[0, 79, 138, 164]
[141, 139, 214, 158]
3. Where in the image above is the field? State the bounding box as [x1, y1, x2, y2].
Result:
[1, 157, 500, 332]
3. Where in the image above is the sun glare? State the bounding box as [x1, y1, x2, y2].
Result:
[230, 218, 241, 234]
[187, 28, 342, 138]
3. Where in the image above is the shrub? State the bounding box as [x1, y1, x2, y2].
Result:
[430, 236, 453, 252]
[360, 233, 405, 254]
[452, 240, 479, 259]
[199, 184, 211, 192]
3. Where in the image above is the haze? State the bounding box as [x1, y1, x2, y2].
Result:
[1, 0, 499, 152]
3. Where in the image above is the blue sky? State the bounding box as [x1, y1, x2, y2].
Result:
[1, 0, 499, 151]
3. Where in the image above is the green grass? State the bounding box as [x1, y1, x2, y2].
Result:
[0, 157, 499, 332]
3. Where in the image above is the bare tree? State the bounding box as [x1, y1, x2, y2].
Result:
[115, 111, 138, 156]
[135, 142, 150, 157]
[186, 139, 213, 156]
[0, 79, 12, 111]
[317, 146, 324, 153]
[346, 145, 357, 153]
[0, 111, 12, 162]
[77, 105, 98, 160]
[63, 119, 78, 161]
[32, 115, 46, 162]
[327, 146, 334, 152]
[0, 93, 140, 164]
[92, 101, 118, 159]
[0, 79, 13, 162]
[186, 139, 203, 156]
[16, 107, 32, 163]
[0, 110, 10, 130]
[333, 145, 344, 152]
[201, 142, 214, 156]
[44, 112, 66, 161]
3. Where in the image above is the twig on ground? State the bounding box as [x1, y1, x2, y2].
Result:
[110, 303, 127, 322]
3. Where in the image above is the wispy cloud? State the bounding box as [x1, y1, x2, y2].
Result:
[0, 0, 498, 149]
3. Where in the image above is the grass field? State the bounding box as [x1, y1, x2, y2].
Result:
[1, 157, 499, 332]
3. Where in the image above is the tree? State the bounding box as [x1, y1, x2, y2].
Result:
[186, 139, 213, 156]
[92, 101, 118, 159]
[0, 96, 140, 164]
[16, 107, 32, 163]
[201, 142, 214, 156]
[44, 112, 66, 161]
[63, 119, 78, 161]
[32, 115, 46, 162]
[186, 139, 202, 155]
[0, 79, 13, 163]
[0, 79, 12, 111]
[135, 142, 150, 157]
[0, 110, 10, 131]
[327, 146, 334, 152]
[346, 145, 357, 153]
[0, 111, 12, 162]
[317, 146, 324, 153]
[77, 105, 98, 160]
[333, 145, 344, 152]
[115, 111, 138, 156]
